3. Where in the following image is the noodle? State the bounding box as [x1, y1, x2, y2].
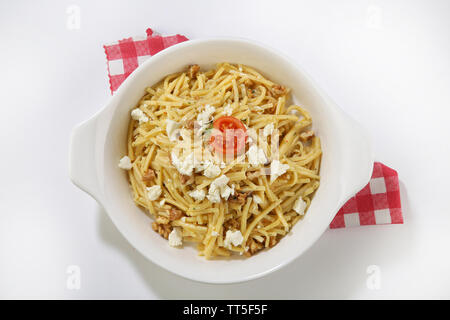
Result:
[120, 63, 322, 259]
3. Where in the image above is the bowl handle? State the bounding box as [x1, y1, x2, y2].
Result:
[69, 114, 103, 202]
[335, 107, 374, 204]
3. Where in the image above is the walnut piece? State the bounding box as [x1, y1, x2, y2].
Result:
[184, 119, 195, 129]
[180, 174, 193, 185]
[188, 64, 200, 78]
[169, 208, 184, 221]
[224, 218, 240, 231]
[300, 130, 315, 142]
[268, 236, 279, 248]
[271, 84, 287, 97]
[244, 78, 253, 87]
[152, 221, 172, 239]
[244, 238, 264, 257]
[142, 169, 156, 182]
[156, 216, 169, 224]
[229, 191, 249, 205]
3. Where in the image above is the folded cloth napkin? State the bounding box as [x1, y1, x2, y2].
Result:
[103, 28, 403, 228]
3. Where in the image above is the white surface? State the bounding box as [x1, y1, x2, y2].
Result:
[0, 0, 449, 299]
[69, 37, 373, 284]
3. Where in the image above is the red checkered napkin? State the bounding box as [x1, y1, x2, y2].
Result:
[104, 28, 188, 94]
[103, 28, 403, 228]
[329, 162, 403, 228]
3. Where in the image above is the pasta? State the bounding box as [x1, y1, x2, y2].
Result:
[119, 63, 322, 259]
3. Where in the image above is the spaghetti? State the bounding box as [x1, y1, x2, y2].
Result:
[119, 63, 322, 259]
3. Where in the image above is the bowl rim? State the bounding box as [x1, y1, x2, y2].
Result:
[70, 37, 374, 284]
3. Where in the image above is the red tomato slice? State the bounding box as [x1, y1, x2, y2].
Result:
[209, 116, 247, 157]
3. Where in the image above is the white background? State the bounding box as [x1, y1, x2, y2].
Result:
[1, 0, 449, 299]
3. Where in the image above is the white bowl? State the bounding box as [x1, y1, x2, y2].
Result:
[69, 38, 374, 284]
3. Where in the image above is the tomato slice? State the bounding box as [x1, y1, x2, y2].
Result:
[209, 116, 247, 157]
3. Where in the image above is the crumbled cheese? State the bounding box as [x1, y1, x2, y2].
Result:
[171, 151, 194, 176]
[220, 162, 226, 168]
[247, 145, 267, 166]
[210, 175, 229, 191]
[203, 162, 221, 178]
[207, 175, 230, 203]
[211, 231, 219, 236]
[166, 119, 181, 141]
[220, 184, 235, 200]
[207, 188, 221, 203]
[270, 159, 290, 182]
[293, 196, 307, 215]
[188, 189, 206, 201]
[181, 216, 186, 222]
[253, 195, 262, 204]
[159, 199, 166, 206]
[131, 108, 148, 124]
[223, 104, 233, 116]
[197, 104, 215, 126]
[168, 227, 183, 247]
[146, 185, 162, 200]
[118, 156, 132, 170]
[263, 123, 274, 137]
[224, 230, 244, 248]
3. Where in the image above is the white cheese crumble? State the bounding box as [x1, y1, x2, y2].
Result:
[263, 123, 274, 137]
[253, 195, 262, 204]
[159, 199, 166, 206]
[220, 184, 235, 200]
[146, 185, 162, 200]
[207, 175, 230, 203]
[247, 145, 267, 166]
[270, 159, 290, 182]
[131, 108, 148, 124]
[197, 104, 215, 126]
[168, 227, 183, 247]
[166, 119, 181, 141]
[118, 156, 132, 170]
[223, 104, 233, 116]
[211, 231, 219, 236]
[203, 162, 221, 178]
[293, 196, 307, 215]
[188, 189, 206, 201]
[224, 230, 244, 249]
[171, 151, 194, 176]
[206, 189, 221, 203]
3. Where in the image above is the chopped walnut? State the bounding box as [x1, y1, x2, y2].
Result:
[180, 174, 193, 185]
[156, 216, 169, 224]
[244, 78, 253, 87]
[271, 84, 287, 97]
[142, 169, 156, 182]
[184, 119, 195, 129]
[244, 238, 264, 257]
[169, 208, 184, 221]
[300, 130, 315, 141]
[229, 191, 250, 205]
[224, 218, 240, 230]
[188, 64, 200, 78]
[268, 236, 279, 248]
[152, 221, 172, 239]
